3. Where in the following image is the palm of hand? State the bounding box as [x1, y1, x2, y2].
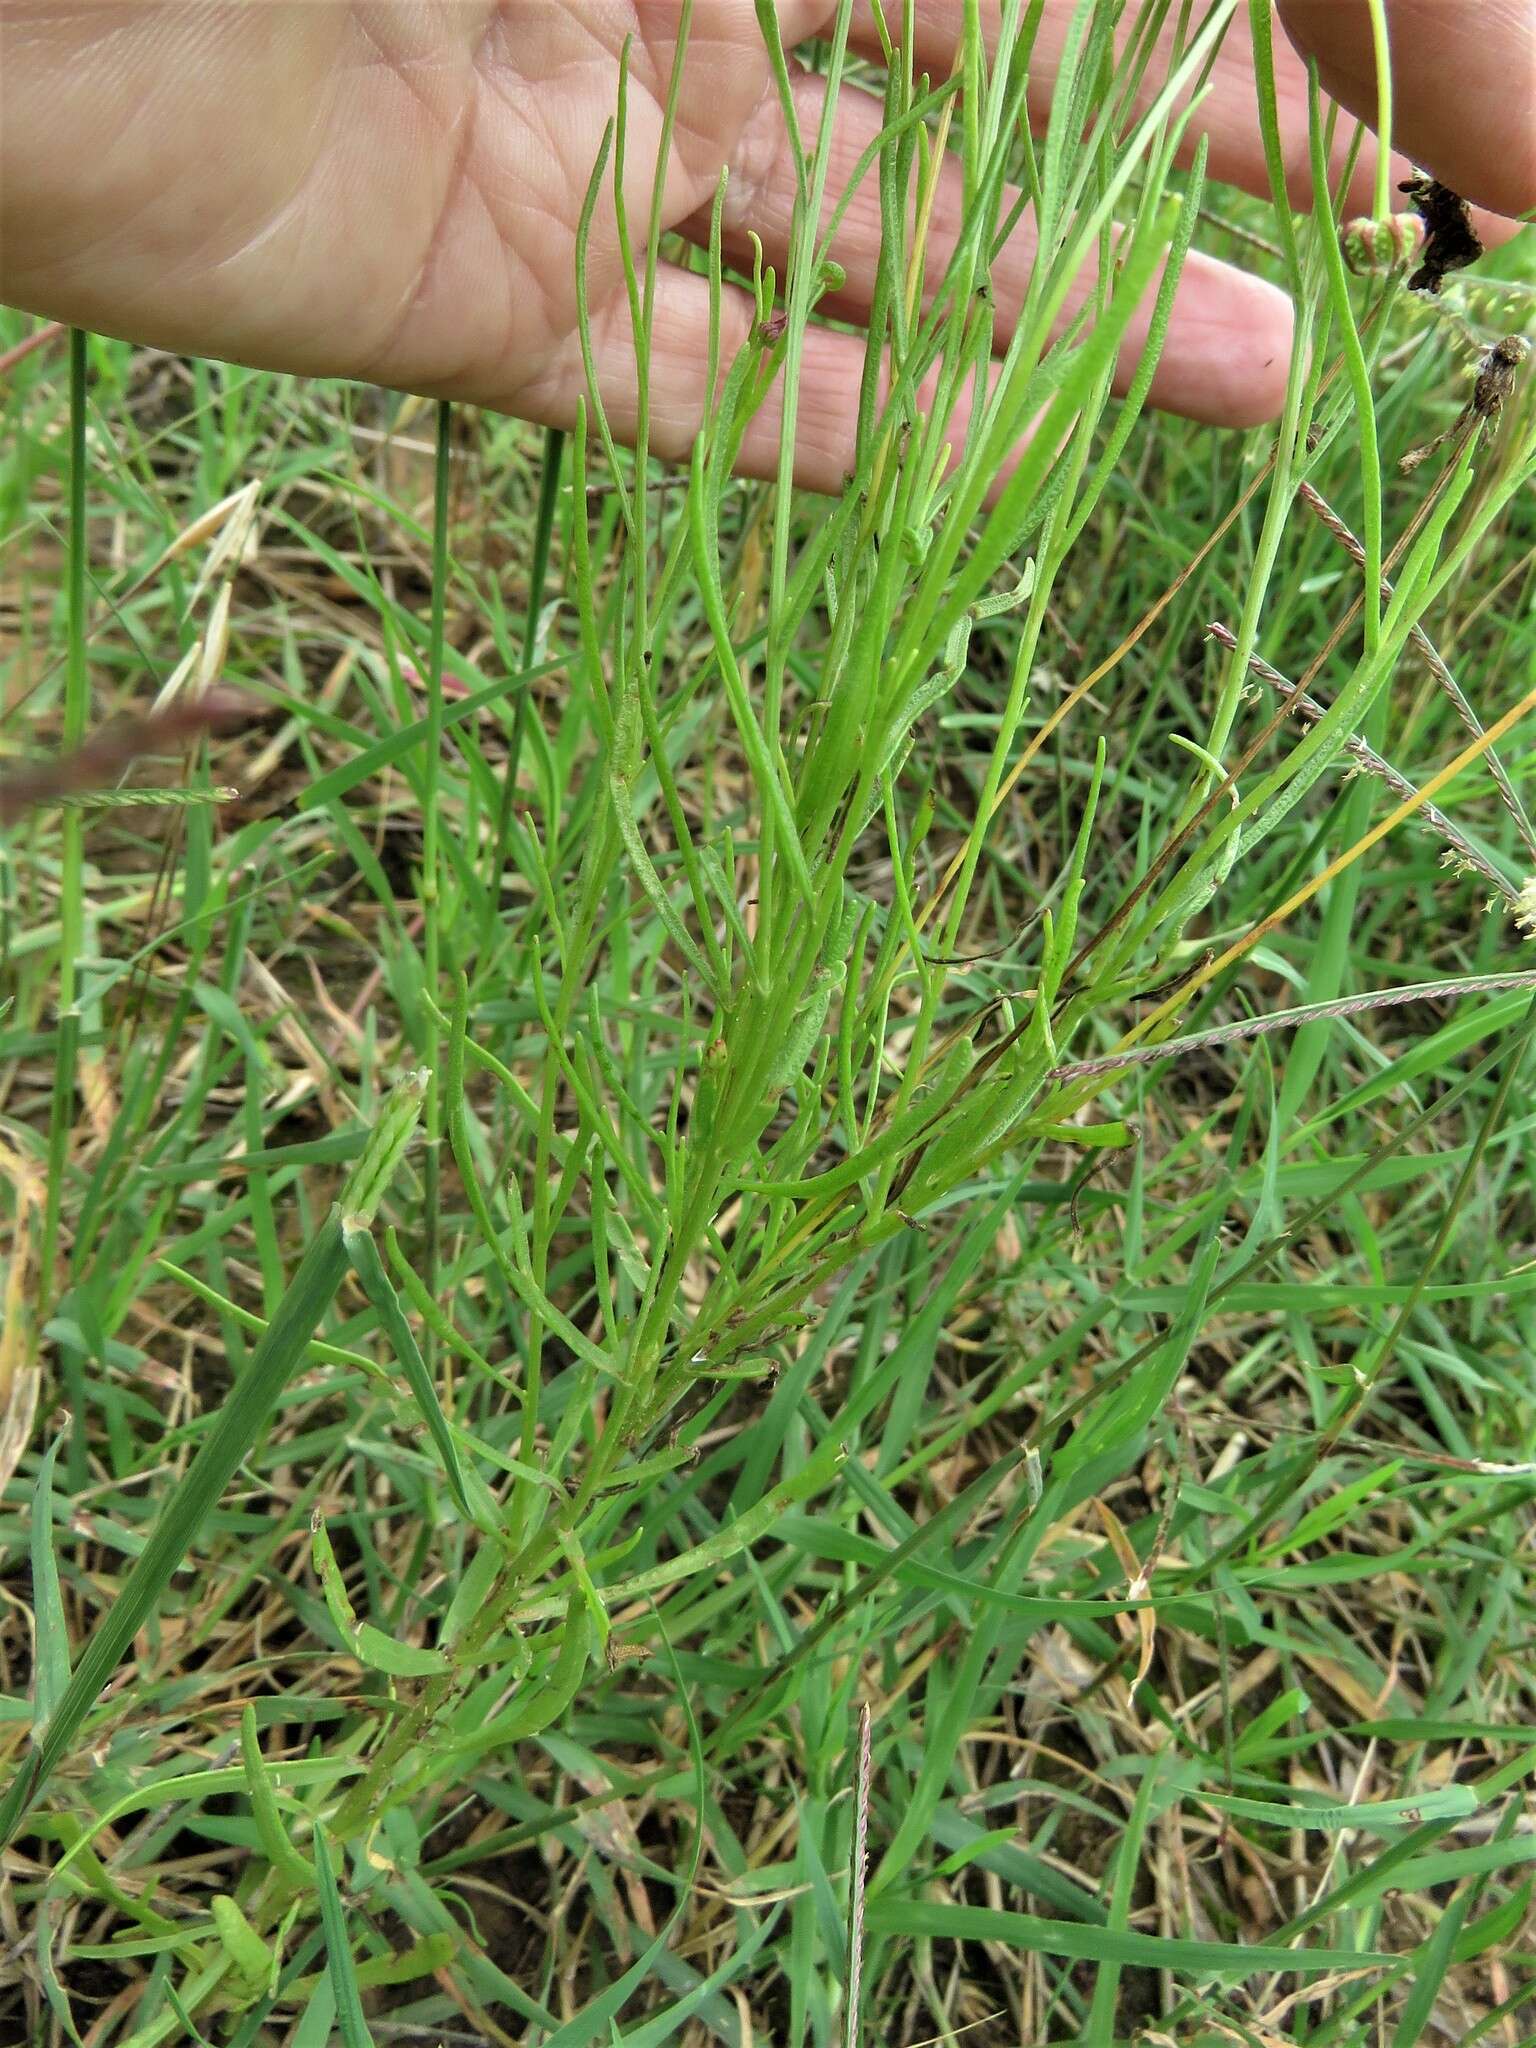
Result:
[4, 2, 776, 405]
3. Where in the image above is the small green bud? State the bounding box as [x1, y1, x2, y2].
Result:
[1341, 213, 1423, 276]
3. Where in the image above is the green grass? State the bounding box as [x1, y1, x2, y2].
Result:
[3, 3, 1536, 2043]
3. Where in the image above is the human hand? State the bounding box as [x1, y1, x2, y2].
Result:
[1, 3, 1530, 492]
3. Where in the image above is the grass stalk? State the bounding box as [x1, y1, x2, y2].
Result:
[419, 402, 452, 1328]
[39, 331, 91, 1341]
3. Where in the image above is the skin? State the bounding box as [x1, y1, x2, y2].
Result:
[0, 1, 1531, 491]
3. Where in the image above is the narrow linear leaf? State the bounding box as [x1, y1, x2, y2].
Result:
[865, 1897, 1389, 1974]
[241, 1704, 313, 1891]
[28, 1430, 70, 1732]
[341, 1218, 473, 1520]
[314, 1829, 376, 2048]
[310, 1514, 450, 1677]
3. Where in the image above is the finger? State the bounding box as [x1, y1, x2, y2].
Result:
[512, 264, 873, 491]
[842, 2, 1526, 234]
[690, 63, 1292, 429]
[1278, 0, 1536, 220]
[510, 261, 1029, 497]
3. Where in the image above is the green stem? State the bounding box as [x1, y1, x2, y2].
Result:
[421, 402, 452, 1333]
[1309, 67, 1382, 654]
[40, 331, 91, 1326]
[1366, 0, 1394, 222]
[486, 425, 566, 961]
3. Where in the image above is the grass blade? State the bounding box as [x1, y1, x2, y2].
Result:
[314, 1828, 375, 2048]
